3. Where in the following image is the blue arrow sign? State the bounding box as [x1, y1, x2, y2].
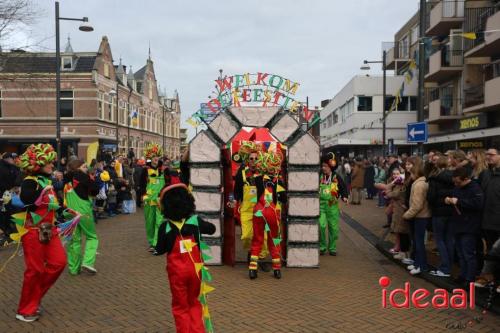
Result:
[407, 122, 428, 143]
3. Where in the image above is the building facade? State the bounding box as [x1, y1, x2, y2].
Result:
[0, 36, 181, 159]
[320, 76, 417, 158]
[423, 0, 500, 151]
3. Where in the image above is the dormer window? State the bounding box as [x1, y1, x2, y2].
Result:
[62, 56, 72, 70]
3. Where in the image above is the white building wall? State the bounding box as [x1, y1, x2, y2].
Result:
[321, 75, 417, 148]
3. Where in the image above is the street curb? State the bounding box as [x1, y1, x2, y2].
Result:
[341, 211, 500, 315]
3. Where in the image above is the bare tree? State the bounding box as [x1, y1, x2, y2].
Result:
[0, 0, 37, 49]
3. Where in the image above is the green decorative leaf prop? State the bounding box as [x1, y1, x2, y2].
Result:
[273, 238, 281, 246]
[202, 253, 213, 262]
[254, 210, 263, 217]
[249, 197, 258, 204]
[201, 267, 213, 282]
[200, 241, 210, 251]
[30, 212, 42, 225]
[264, 224, 270, 232]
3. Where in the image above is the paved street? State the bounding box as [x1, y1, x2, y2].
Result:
[1, 209, 499, 333]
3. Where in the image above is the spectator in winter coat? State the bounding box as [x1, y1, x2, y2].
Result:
[0, 152, 22, 241]
[364, 160, 376, 199]
[427, 155, 455, 278]
[445, 167, 484, 286]
[403, 157, 430, 276]
[374, 160, 387, 207]
[350, 158, 365, 205]
[475, 148, 500, 290]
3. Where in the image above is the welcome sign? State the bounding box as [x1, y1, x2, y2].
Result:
[206, 72, 302, 113]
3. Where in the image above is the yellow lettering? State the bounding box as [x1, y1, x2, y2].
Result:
[283, 79, 300, 95]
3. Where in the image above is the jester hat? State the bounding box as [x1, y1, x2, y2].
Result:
[144, 143, 163, 160]
[18, 143, 57, 173]
[238, 141, 263, 163]
[255, 150, 283, 176]
[321, 152, 337, 170]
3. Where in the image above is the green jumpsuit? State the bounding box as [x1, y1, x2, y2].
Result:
[143, 168, 165, 247]
[65, 183, 99, 274]
[319, 174, 341, 253]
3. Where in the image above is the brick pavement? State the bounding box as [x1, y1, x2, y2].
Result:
[0, 209, 499, 332]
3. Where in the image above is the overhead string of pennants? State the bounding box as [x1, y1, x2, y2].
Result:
[347, 27, 500, 136]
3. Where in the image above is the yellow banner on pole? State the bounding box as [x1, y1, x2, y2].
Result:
[86, 141, 99, 165]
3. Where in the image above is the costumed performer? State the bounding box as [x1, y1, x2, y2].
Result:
[64, 158, 100, 275]
[139, 143, 165, 253]
[233, 141, 269, 267]
[15, 144, 66, 322]
[248, 150, 286, 280]
[319, 153, 348, 256]
[155, 183, 216, 333]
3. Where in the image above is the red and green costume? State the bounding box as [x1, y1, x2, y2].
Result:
[155, 215, 216, 333]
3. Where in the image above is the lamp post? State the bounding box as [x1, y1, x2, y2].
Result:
[55, 1, 93, 169]
[109, 84, 119, 155]
[361, 50, 387, 156]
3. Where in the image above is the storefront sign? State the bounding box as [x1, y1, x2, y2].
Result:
[458, 141, 484, 149]
[457, 114, 488, 132]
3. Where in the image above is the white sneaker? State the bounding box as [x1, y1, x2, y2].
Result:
[394, 252, 408, 260]
[16, 314, 39, 322]
[402, 258, 414, 265]
[496, 285, 500, 294]
[409, 267, 421, 275]
[81, 265, 97, 274]
[407, 265, 415, 271]
[429, 270, 450, 277]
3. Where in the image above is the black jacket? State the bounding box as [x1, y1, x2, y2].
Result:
[427, 170, 454, 217]
[0, 159, 21, 193]
[450, 181, 484, 234]
[65, 171, 100, 200]
[482, 167, 500, 231]
[155, 216, 216, 255]
[234, 165, 254, 202]
[364, 165, 375, 188]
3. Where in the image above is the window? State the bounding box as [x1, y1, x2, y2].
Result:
[357, 96, 372, 111]
[104, 63, 110, 78]
[409, 96, 417, 111]
[385, 96, 417, 111]
[0, 90, 2, 118]
[399, 34, 409, 59]
[333, 110, 338, 124]
[149, 82, 153, 100]
[60, 90, 73, 117]
[108, 95, 113, 121]
[411, 25, 419, 45]
[62, 57, 72, 70]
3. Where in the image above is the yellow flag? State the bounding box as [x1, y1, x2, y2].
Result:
[202, 283, 215, 295]
[462, 32, 477, 40]
[86, 141, 99, 165]
[409, 60, 417, 70]
[186, 117, 199, 128]
[203, 305, 210, 318]
[195, 262, 204, 273]
[10, 224, 28, 242]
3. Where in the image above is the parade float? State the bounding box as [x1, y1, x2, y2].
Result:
[186, 73, 320, 267]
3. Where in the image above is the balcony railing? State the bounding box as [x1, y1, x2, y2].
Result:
[464, 6, 499, 52]
[442, 47, 463, 67]
[464, 84, 484, 108]
[425, 86, 460, 117]
[485, 61, 500, 81]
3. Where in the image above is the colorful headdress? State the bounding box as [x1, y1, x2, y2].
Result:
[18, 143, 57, 173]
[237, 141, 262, 162]
[255, 150, 283, 176]
[144, 143, 163, 159]
[321, 152, 336, 169]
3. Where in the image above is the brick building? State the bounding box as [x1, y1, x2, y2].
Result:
[0, 36, 181, 159]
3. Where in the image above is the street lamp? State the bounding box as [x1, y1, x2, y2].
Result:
[360, 50, 387, 156]
[109, 87, 119, 154]
[55, 1, 93, 169]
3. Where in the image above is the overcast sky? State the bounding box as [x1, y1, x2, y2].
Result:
[13, 0, 418, 139]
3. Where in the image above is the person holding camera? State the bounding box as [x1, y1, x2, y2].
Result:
[15, 144, 66, 322]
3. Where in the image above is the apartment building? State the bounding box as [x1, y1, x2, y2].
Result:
[423, 0, 500, 151]
[0, 36, 181, 159]
[321, 75, 417, 158]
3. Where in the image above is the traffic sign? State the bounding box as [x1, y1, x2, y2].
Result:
[407, 122, 427, 143]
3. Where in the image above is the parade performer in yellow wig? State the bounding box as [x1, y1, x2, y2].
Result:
[139, 143, 165, 253]
[14, 144, 66, 322]
[319, 153, 348, 256]
[248, 150, 286, 279]
[233, 141, 269, 265]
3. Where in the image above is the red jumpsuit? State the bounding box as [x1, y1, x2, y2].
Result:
[167, 233, 205, 333]
[18, 176, 67, 316]
[249, 181, 282, 271]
